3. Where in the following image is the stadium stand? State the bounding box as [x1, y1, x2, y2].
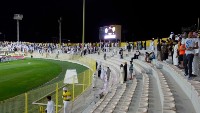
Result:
[1, 39, 200, 113]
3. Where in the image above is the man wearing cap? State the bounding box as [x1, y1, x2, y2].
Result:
[62, 87, 71, 113]
[170, 32, 174, 39]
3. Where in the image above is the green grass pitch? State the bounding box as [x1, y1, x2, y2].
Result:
[0, 58, 88, 101]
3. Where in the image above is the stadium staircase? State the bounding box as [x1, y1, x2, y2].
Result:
[81, 49, 200, 113]
[29, 50, 200, 113]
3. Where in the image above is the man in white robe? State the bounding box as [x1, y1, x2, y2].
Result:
[45, 96, 55, 113]
[192, 32, 199, 76]
[173, 41, 179, 66]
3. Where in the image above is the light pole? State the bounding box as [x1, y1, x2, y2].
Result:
[13, 14, 23, 43]
[82, 0, 85, 49]
[197, 17, 199, 31]
[58, 17, 62, 45]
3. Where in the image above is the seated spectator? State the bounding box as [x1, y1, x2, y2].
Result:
[148, 51, 155, 62]
[135, 50, 140, 59]
[145, 51, 155, 63]
[131, 53, 137, 61]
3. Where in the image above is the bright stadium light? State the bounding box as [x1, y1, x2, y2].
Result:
[13, 14, 23, 43]
[104, 34, 116, 39]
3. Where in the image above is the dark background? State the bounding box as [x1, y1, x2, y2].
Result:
[0, 0, 199, 42]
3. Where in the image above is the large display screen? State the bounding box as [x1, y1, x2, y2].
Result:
[104, 26, 116, 39]
[99, 25, 121, 40]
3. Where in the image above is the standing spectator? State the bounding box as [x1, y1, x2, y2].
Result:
[127, 42, 131, 52]
[157, 38, 162, 61]
[129, 61, 134, 80]
[119, 64, 124, 85]
[45, 96, 55, 113]
[100, 66, 105, 80]
[178, 37, 185, 69]
[106, 67, 111, 81]
[170, 32, 174, 39]
[123, 62, 127, 82]
[161, 40, 168, 61]
[168, 38, 174, 64]
[96, 61, 98, 71]
[62, 87, 71, 113]
[183, 31, 199, 79]
[192, 31, 199, 76]
[119, 48, 123, 59]
[173, 40, 179, 66]
[104, 52, 106, 60]
[98, 65, 101, 78]
[150, 38, 155, 51]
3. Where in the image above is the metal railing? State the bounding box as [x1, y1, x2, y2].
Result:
[0, 54, 96, 113]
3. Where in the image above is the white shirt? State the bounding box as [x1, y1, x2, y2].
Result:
[195, 38, 200, 56]
[184, 38, 197, 55]
[46, 100, 55, 113]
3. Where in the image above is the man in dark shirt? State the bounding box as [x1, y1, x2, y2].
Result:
[124, 62, 127, 82]
[157, 38, 162, 61]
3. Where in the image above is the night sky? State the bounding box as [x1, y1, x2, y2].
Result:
[0, 0, 199, 43]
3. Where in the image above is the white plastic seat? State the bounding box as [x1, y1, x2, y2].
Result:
[162, 85, 169, 88]
[164, 103, 176, 110]
[140, 97, 148, 101]
[144, 84, 149, 88]
[162, 81, 168, 85]
[164, 92, 173, 96]
[96, 107, 104, 112]
[96, 101, 102, 105]
[164, 97, 175, 103]
[141, 94, 148, 97]
[99, 104, 107, 108]
[104, 107, 115, 113]
[124, 97, 132, 101]
[104, 110, 114, 113]
[163, 110, 176, 113]
[160, 77, 166, 80]
[112, 98, 120, 101]
[117, 110, 127, 113]
[193, 85, 200, 89]
[163, 88, 171, 92]
[189, 81, 200, 84]
[143, 90, 149, 94]
[159, 75, 165, 78]
[137, 107, 148, 113]
[143, 87, 149, 90]
[113, 96, 121, 99]
[110, 101, 118, 105]
[104, 98, 111, 102]
[121, 106, 129, 111]
[141, 98, 148, 102]
[139, 102, 148, 108]
[125, 93, 133, 98]
[160, 79, 167, 82]
[128, 91, 135, 95]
